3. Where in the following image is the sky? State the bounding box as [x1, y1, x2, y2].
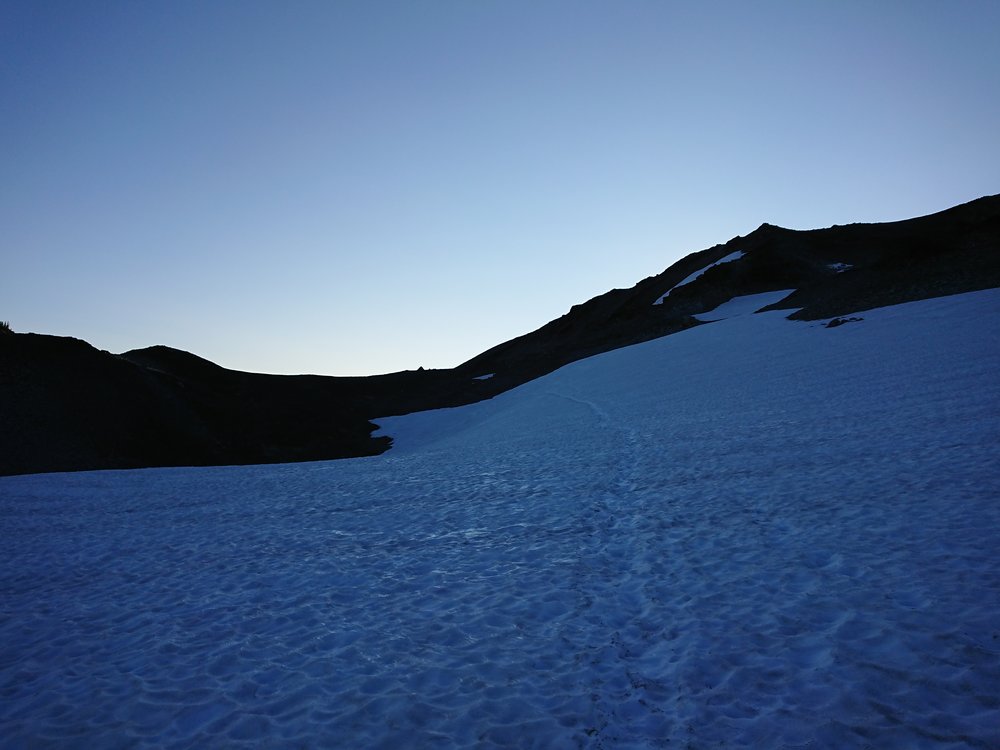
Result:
[3, 1, 998, 376]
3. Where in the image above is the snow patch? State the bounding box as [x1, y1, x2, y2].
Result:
[691, 289, 797, 321]
[828, 262, 853, 272]
[473, 373, 494, 381]
[653, 250, 745, 304]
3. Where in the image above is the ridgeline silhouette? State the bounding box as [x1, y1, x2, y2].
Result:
[2, 193, 998, 476]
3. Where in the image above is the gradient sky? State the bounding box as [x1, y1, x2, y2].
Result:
[3, 1, 998, 376]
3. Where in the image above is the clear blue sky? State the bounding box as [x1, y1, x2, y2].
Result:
[3, 1, 998, 376]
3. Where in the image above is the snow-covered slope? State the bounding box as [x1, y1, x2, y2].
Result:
[2, 289, 1000, 748]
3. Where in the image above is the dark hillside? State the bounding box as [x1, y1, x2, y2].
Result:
[0, 337, 496, 476]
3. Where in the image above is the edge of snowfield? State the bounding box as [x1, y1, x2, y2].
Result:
[374, 287, 1000, 465]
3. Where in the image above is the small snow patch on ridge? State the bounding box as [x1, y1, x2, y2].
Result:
[828, 262, 853, 273]
[692, 289, 797, 321]
[473, 373, 495, 381]
[654, 251, 745, 305]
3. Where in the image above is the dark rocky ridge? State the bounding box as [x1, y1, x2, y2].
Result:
[2, 193, 998, 476]
[459, 193, 1000, 380]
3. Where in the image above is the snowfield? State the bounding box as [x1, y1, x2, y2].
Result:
[2, 289, 1000, 748]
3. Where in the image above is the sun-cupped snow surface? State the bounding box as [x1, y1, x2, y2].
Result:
[652, 250, 745, 304]
[3, 290, 1000, 748]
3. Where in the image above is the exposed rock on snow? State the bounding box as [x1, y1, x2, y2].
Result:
[825, 316, 864, 328]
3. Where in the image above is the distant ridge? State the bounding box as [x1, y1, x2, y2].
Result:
[461, 193, 1000, 384]
[2, 193, 998, 476]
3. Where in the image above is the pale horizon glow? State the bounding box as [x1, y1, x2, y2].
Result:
[3, 1, 998, 375]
